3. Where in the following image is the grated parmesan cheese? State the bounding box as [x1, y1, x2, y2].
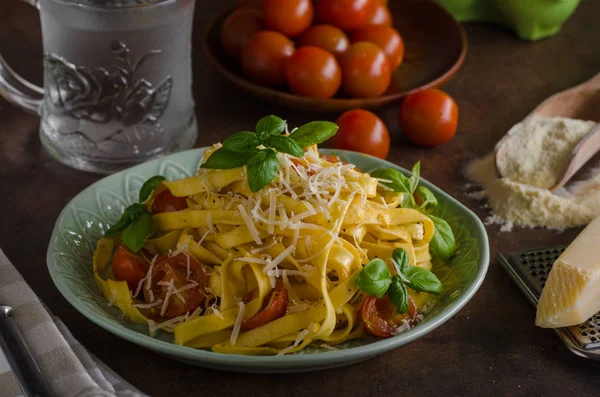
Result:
[277, 328, 310, 355]
[238, 204, 263, 244]
[230, 301, 246, 346]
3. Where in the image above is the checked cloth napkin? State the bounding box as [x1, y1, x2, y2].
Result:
[0, 249, 148, 397]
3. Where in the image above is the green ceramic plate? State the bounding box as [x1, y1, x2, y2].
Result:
[47, 148, 489, 373]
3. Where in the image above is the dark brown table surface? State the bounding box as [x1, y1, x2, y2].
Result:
[2, 1, 600, 396]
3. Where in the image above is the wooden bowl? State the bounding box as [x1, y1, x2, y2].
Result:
[202, 1, 467, 113]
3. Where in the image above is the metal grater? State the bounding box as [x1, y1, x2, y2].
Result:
[499, 247, 600, 360]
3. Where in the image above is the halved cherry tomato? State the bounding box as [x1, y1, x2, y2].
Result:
[111, 244, 150, 290]
[152, 189, 188, 214]
[352, 26, 404, 69]
[317, 0, 376, 32]
[360, 295, 417, 338]
[399, 89, 459, 147]
[329, 109, 390, 159]
[262, 0, 313, 38]
[241, 31, 295, 87]
[144, 253, 207, 319]
[297, 24, 350, 58]
[241, 281, 288, 330]
[366, 2, 392, 27]
[285, 46, 342, 99]
[220, 8, 264, 60]
[340, 42, 391, 98]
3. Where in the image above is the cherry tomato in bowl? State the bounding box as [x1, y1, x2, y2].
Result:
[220, 8, 263, 60]
[241, 31, 295, 87]
[143, 253, 207, 319]
[262, 0, 313, 38]
[316, 0, 376, 32]
[340, 42, 391, 98]
[360, 295, 417, 338]
[285, 46, 342, 99]
[399, 89, 459, 147]
[241, 281, 288, 330]
[152, 189, 188, 214]
[351, 26, 404, 69]
[366, 1, 392, 27]
[329, 109, 390, 159]
[297, 24, 350, 58]
[111, 244, 150, 290]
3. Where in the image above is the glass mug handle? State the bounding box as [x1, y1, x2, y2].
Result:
[0, 0, 43, 115]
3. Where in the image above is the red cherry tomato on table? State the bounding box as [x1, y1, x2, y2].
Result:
[340, 42, 391, 98]
[366, 2, 392, 27]
[143, 253, 207, 319]
[285, 47, 342, 99]
[360, 295, 417, 338]
[317, 0, 376, 32]
[241, 281, 288, 330]
[220, 8, 264, 60]
[152, 189, 188, 214]
[262, 0, 313, 38]
[241, 31, 295, 87]
[297, 25, 350, 58]
[399, 89, 459, 147]
[329, 109, 390, 159]
[111, 244, 150, 290]
[352, 26, 404, 69]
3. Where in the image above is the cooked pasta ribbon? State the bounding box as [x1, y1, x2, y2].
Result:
[93, 144, 441, 355]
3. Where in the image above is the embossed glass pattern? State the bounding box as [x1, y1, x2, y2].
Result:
[0, 0, 197, 173]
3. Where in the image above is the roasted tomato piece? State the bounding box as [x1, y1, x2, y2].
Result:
[151, 189, 188, 214]
[360, 295, 417, 338]
[143, 253, 207, 319]
[111, 244, 150, 290]
[241, 281, 288, 330]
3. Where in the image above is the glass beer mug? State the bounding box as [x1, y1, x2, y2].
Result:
[0, 0, 198, 173]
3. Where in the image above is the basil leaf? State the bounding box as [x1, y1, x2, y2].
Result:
[247, 149, 279, 192]
[201, 147, 256, 169]
[372, 168, 410, 193]
[403, 266, 443, 295]
[256, 115, 286, 136]
[415, 186, 438, 214]
[371, 168, 414, 208]
[122, 210, 153, 253]
[429, 215, 456, 261]
[267, 135, 304, 158]
[388, 275, 409, 314]
[408, 161, 420, 194]
[105, 203, 144, 237]
[355, 258, 392, 298]
[223, 131, 260, 152]
[392, 248, 409, 275]
[289, 121, 338, 148]
[138, 175, 166, 203]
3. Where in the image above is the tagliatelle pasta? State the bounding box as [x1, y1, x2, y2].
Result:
[93, 141, 443, 355]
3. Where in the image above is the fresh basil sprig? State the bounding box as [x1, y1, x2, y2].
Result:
[355, 248, 442, 314]
[105, 175, 167, 252]
[428, 215, 456, 261]
[372, 162, 456, 261]
[201, 115, 338, 192]
[372, 162, 420, 208]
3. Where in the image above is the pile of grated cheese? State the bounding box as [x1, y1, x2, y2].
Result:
[467, 117, 600, 231]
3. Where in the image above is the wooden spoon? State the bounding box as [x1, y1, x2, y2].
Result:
[494, 72, 600, 191]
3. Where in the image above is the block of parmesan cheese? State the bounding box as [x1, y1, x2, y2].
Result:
[536, 215, 600, 328]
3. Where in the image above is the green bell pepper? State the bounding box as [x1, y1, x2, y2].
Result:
[436, 0, 581, 41]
